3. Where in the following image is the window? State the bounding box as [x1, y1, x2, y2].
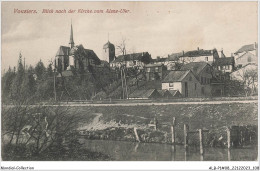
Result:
[205, 57, 208, 61]
[227, 65, 230, 70]
[189, 76, 192, 81]
[218, 66, 221, 70]
[169, 83, 174, 87]
[146, 68, 151, 72]
[155, 67, 159, 72]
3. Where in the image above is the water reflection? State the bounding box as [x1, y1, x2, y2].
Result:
[79, 139, 258, 161]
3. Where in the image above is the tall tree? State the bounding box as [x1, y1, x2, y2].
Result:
[2, 67, 16, 102]
[35, 60, 46, 80]
[10, 53, 25, 102]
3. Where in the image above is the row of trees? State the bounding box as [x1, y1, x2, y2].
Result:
[2, 53, 119, 104]
[1, 54, 112, 160]
[2, 54, 54, 104]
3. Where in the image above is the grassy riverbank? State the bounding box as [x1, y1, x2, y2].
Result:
[72, 102, 258, 147]
[2, 102, 257, 161]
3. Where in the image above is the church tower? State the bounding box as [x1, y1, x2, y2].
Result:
[69, 23, 75, 49]
[103, 36, 115, 63]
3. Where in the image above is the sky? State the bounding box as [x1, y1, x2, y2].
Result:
[1, 1, 258, 71]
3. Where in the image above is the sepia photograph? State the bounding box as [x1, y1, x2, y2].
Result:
[1, 1, 259, 170]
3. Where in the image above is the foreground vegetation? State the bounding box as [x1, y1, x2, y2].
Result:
[1, 105, 112, 161]
[73, 102, 258, 147]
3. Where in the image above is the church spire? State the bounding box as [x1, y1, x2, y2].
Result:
[69, 20, 75, 48]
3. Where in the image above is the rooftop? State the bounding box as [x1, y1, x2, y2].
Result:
[235, 43, 258, 54]
[56, 46, 70, 56]
[162, 70, 190, 82]
[103, 41, 115, 49]
[112, 52, 150, 63]
[214, 57, 234, 66]
[182, 49, 214, 57]
[168, 52, 183, 61]
[129, 89, 159, 98]
[181, 62, 209, 76]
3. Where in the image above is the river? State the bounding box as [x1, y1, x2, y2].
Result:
[79, 139, 258, 161]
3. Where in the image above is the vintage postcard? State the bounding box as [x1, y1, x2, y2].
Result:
[1, 1, 259, 170]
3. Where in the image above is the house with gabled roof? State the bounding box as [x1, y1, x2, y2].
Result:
[167, 52, 183, 70]
[110, 52, 152, 69]
[178, 48, 220, 64]
[180, 62, 213, 97]
[234, 43, 258, 68]
[162, 70, 201, 97]
[213, 57, 235, 73]
[152, 57, 169, 66]
[144, 63, 166, 81]
[230, 63, 258, 94]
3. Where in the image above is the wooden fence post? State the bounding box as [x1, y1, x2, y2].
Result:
[184, 124, 189, 148]
[227, 148, 231, 161]
[154, 118, 158, 130]
[134, 127, 140, 142]
[199, 129, 204, 155]
[171, 145, 176, 161]
[171, 117, 176, 144]
[227, 127, 231, 149]
[240, 127, 243, 147]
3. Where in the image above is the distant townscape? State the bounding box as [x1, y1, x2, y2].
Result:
[2, 23, 258, 103]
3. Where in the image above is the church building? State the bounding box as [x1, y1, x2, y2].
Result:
[103, 40, 115, 63]
[55, 23, 101, 74]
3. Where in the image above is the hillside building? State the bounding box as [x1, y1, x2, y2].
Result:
[55, 23, 101, 74]
[234, 43, 258, 68]
[162, 70, 201, 98]
[179, 48, 220, 64]
[103, 41, 115, 63]
[110, 52, 152, 69]
[213, 57, 235, 74]
[181, 62, 213, 97]
[144, 63, 166, 81]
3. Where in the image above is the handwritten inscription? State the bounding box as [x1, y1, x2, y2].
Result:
[14, 9, 37, 14]
[42, 9, 130, 14]
[14, 8, 131, 14]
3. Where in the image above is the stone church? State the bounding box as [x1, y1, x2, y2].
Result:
[55, 24, 101, 74]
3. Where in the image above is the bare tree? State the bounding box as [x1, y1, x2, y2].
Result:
[232, 66, 258, 96]
[116, 36, 127, 57]
[2, 103, 84, 159]
[116, 37, 129, 99]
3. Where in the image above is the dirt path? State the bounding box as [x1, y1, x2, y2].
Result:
[48, 99, 257, 107]
[3, 99, 257, 108]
